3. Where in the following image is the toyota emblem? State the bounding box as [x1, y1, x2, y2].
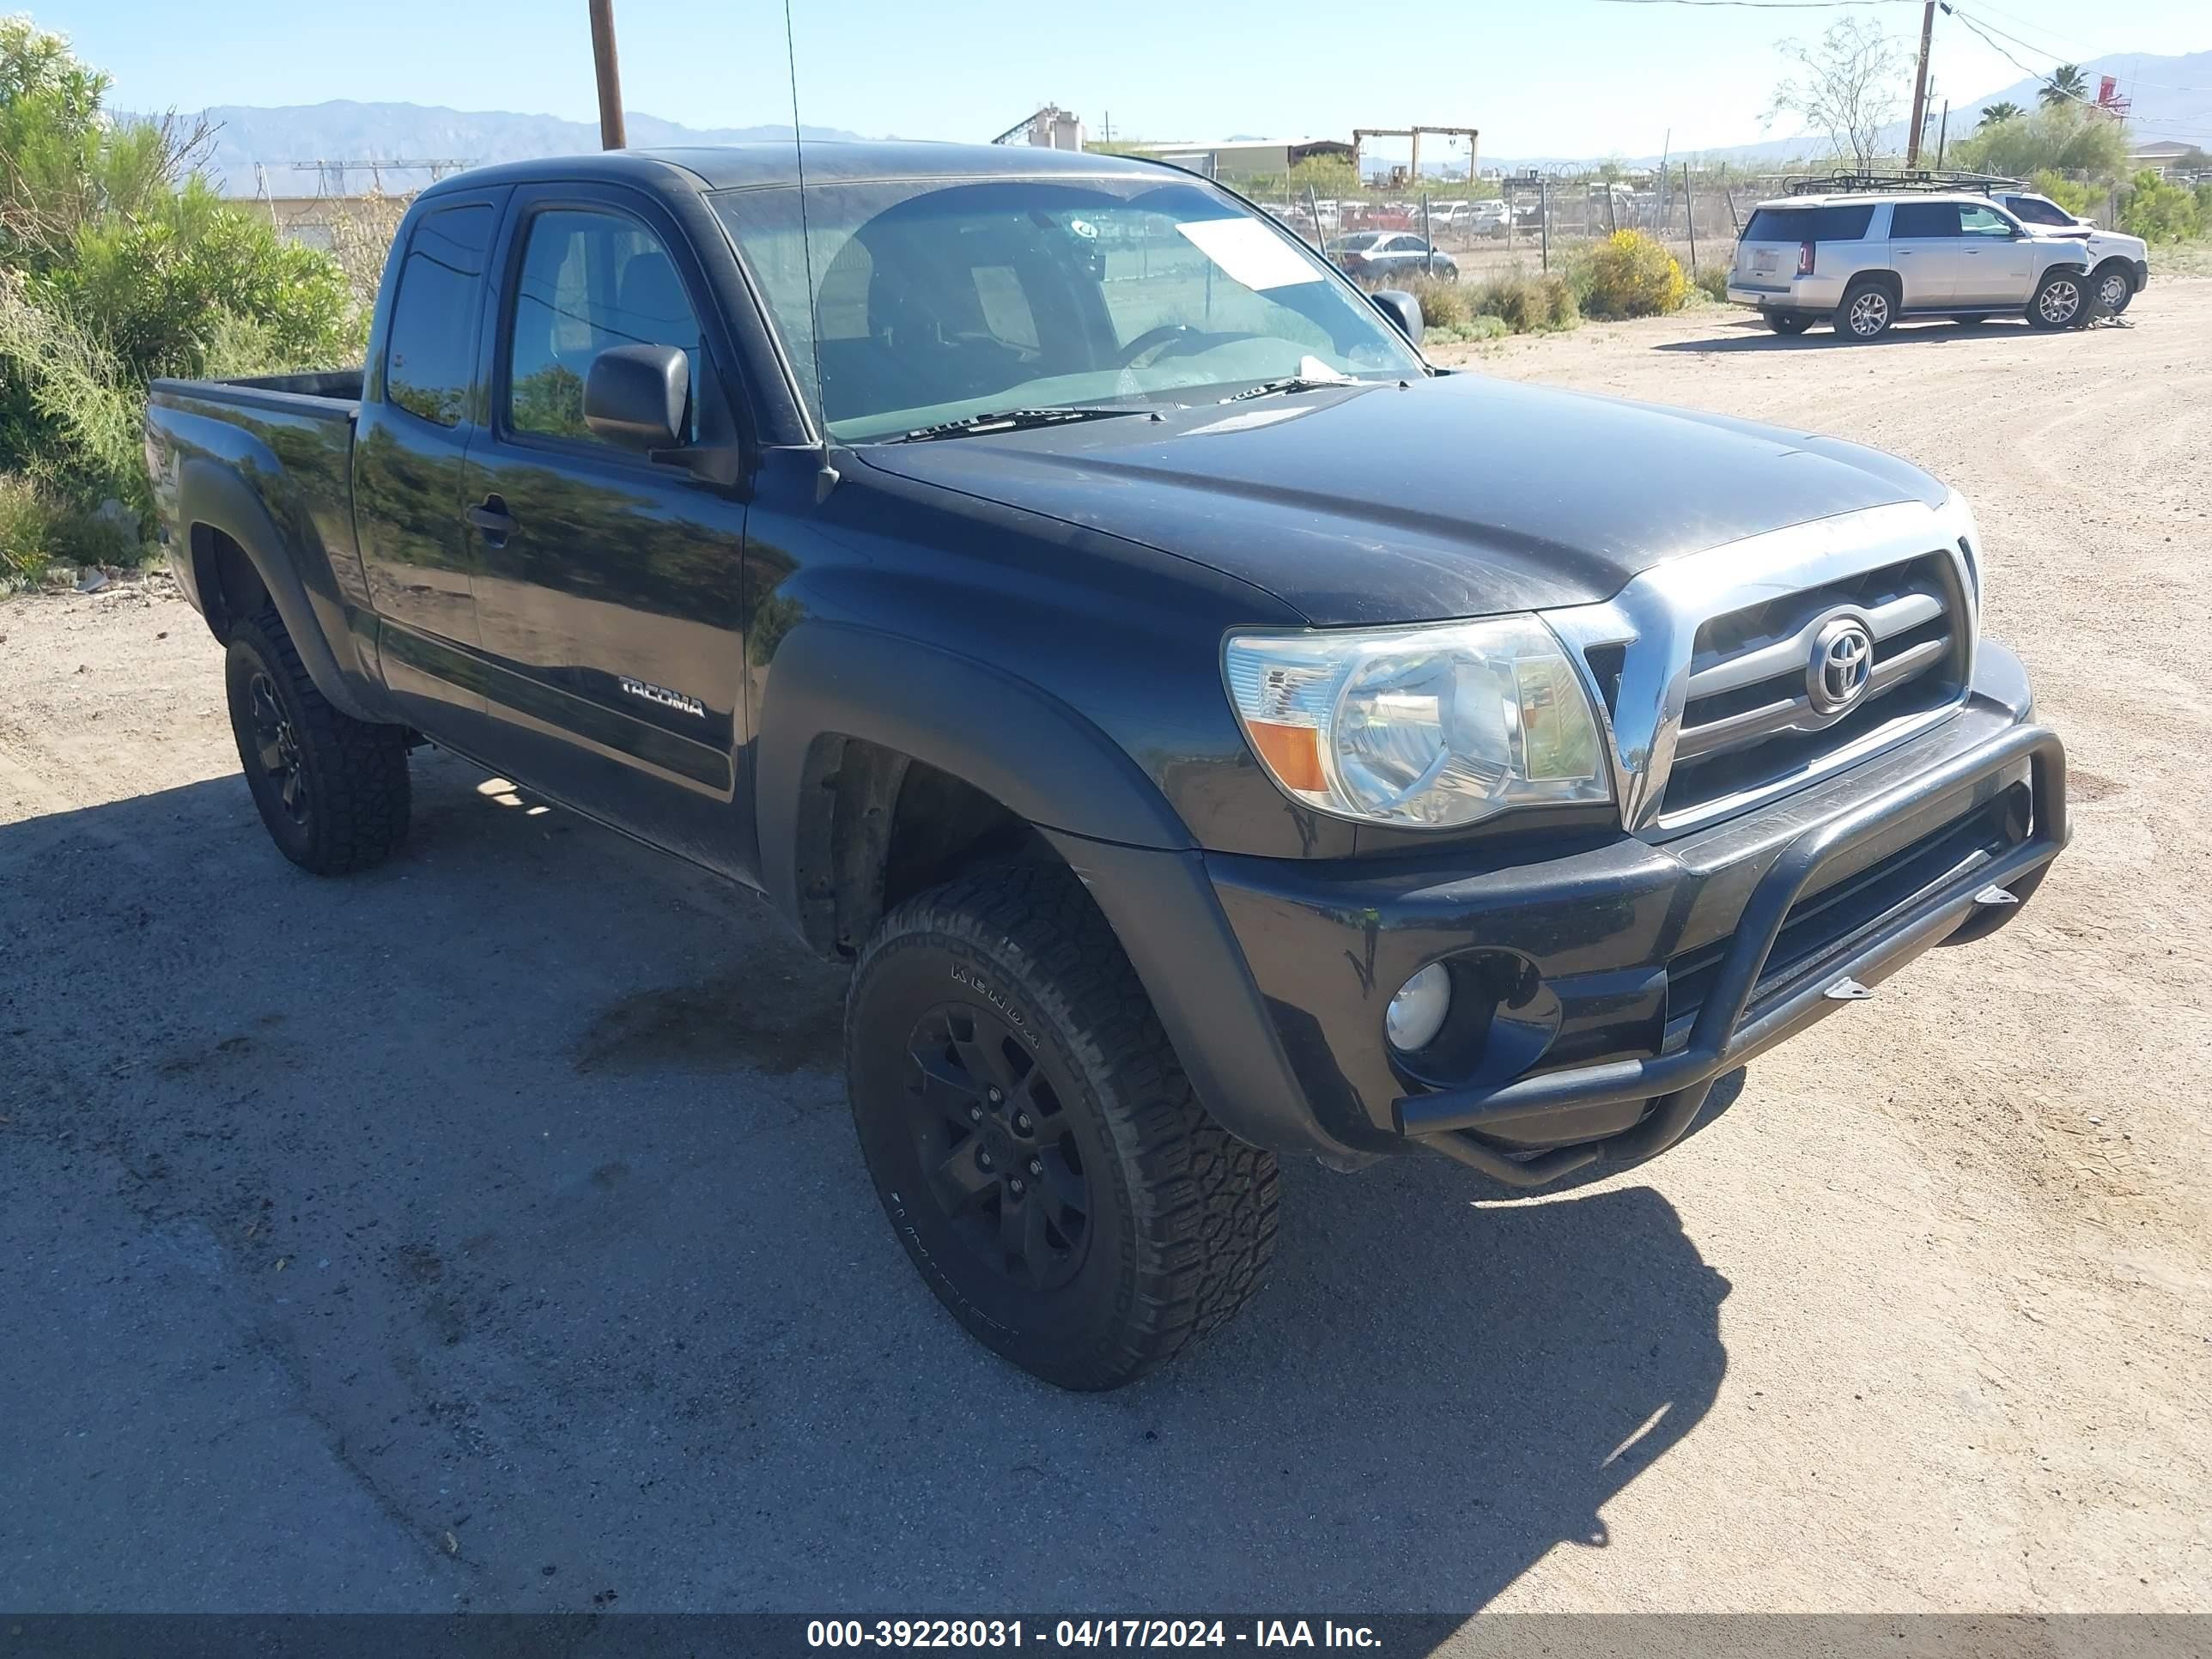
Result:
[1807, 615, 1875, 716]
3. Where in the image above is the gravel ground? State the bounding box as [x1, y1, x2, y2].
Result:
[3, 287, 2208, 1620]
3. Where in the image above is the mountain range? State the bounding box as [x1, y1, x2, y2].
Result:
[187, 47, 2209, 197]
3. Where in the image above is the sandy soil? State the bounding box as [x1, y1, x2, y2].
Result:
[1, 287, 2207, 1618]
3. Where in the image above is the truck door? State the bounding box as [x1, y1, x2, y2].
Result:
[1954, 202, 2035, 302]
[458, 185, 754, 878]
[353, 191, 507, 726]
[1884, 200, 1961, 306]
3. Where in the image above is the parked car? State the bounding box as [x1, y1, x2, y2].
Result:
[1467, 198, 1511, 236]
[1994, 190, 2148, 315]
[145, 143, 2065, 1390]
[1331, 230, 1459, 280]
[1727, 191, 2106, 338]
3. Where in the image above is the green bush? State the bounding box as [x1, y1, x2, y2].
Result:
[1574, 230, 1687, 320]
[0, 17, 363, 583]
[2028, 170, 2097, 216]
[1692, 263, 1730, 302]
[1468, 266, 1580, 334]
[2118, 169, 2204, 244]
[0, 471, 135, 584]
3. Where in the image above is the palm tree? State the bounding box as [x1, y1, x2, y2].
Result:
[1979, 100, 2025, 125]
[2039, 65, 2087, 108]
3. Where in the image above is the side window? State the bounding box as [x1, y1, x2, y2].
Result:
[506, 208, 703, 446]
[382, 204, 495, 427]
[1959, 204, 2014, 238]
[1891, 201, 1960, 239]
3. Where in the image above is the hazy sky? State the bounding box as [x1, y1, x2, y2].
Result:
[41, 0, 2212, 160]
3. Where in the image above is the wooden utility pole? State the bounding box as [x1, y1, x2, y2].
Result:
[1905, 0, 1936, 167]
[588, 0, 626, 150]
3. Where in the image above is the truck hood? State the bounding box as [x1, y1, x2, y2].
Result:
[855, 372, 1946, 625]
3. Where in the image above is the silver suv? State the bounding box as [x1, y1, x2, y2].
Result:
[1727, 191, 2099, 340]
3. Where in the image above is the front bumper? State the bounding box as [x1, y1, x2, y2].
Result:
[1091, 643, 2064, 1183]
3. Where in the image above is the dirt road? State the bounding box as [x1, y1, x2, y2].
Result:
[3, 289, 2208, 1618]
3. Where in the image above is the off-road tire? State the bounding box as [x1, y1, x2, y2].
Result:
[223, 606, 410, 874]
[2027, 270, 2087, 331]
[1765, 311, 1814, 336]
[1835, 279, 1894, 342]
[845, 861, 1278, 1390]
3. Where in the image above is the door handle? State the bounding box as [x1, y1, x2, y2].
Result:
[466, 494, 517, 544]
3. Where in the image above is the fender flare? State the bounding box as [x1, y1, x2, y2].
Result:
[752, 620, 1194, 940]
[176, 456, 386, 725]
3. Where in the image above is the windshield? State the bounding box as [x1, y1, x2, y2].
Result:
[714, 175, 1424, 441]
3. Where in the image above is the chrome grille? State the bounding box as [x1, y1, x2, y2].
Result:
[1659, 553, 1965, 822]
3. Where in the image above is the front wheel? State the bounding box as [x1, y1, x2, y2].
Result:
[2028, 270, 2087, 330]
[2092, 264, 2135, 316]
[845, 863, 1279, 1390]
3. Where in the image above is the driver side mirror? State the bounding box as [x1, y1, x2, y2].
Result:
[584, 343, 690, 452]
[1370, 288, 1425, 346]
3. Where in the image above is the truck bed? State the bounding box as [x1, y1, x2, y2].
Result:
[151, 368, 364, 418]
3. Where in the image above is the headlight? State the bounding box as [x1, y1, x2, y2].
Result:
[1224, 616, 1613, 829]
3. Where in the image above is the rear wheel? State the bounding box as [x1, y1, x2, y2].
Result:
[1765, 311, 1814, 336]
[1835, 279, 1894, 341]
[845, 863, 1278, 1390]
[223, 608, 410, 874]
[2028, 270, 2087, 330]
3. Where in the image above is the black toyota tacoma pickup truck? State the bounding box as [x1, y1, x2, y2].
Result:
[145, 143, 2067, 1389]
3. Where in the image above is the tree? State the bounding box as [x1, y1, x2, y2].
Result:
[1979, 100, 2025, 125]
[2040, 64, 2088, 108]
[1948, 104, 2130, 183]
[1766, 20, 1910, 171]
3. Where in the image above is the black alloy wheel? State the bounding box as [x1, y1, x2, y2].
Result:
[902, 1000, 1091, 1292]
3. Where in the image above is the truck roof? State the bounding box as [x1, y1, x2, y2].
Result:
[419, 140, 1164, 198]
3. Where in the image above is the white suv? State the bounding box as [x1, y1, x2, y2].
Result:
[1996, 189, 2149, 315]
[1726, 191, 2102, 340]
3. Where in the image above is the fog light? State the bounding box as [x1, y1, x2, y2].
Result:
[1386, 963, 1452, 1052]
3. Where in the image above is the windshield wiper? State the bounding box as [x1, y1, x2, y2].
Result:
[891, 406, 1153, 443]
[1221, 374, 1362, 404]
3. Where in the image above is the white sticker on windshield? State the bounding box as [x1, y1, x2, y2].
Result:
[1175, 217, 1323, 291]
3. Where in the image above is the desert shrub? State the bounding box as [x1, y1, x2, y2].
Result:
[0, 471, 134, 584]
[1574, 230, 1687, 320]
[1692, 262, 1731, 301]
[2118, 169, 2204, 245]
[1401, 270, 1470, 331]
[1468, 266, 1579, 333]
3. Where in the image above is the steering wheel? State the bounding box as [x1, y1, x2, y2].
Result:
[1116, 324, 1206, 369]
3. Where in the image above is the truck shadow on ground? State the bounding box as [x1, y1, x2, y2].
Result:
[2, 751, 1732, 1615]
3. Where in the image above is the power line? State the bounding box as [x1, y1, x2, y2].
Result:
[1946, 8, 2212, 143]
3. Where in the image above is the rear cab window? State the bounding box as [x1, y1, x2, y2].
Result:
[380, 204, 496, 426]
